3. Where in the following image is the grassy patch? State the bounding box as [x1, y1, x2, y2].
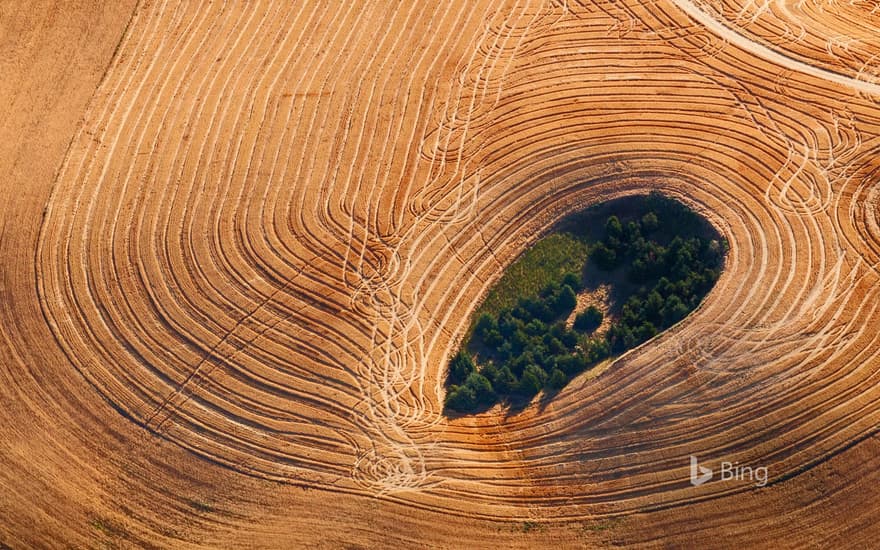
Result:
[475, 232, 589, 321]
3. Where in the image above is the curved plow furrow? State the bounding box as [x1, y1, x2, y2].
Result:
[7, 0, 880, 545]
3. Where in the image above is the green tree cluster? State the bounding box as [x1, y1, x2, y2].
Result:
[445, 276, 601, 412]
[445, 193, 724, 414]
[593, 199, 723, 354]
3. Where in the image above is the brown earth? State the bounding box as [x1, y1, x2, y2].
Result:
[2, 0, 880, 547]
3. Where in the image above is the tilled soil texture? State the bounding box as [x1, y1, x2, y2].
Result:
[3, 0, 880, 547]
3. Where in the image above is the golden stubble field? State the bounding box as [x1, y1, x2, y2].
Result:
[3, 0, 880, 547]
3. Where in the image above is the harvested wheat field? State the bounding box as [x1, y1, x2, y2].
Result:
[3, 0, 880, 547]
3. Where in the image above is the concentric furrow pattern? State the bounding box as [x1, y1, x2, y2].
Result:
[37, 0, 880, 521]
[681, 0, 880, 88]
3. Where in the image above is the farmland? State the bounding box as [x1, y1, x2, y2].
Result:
[2, 0, 880, 547]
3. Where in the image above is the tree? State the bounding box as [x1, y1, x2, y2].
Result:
[445, 384, 476, 411]
[525, 318, 547, 337]
[506, 351, 532, 377]
[662, 294, 689, 326]
[523, 297, 553, 322]
[510, 328, 528, 355]
[464, 372, 495, 406]
[592, 243, 618, 270]
[519, 364, 547, 396]
[475, 313, 497, 339]
[486, 364, 518, 394]
[562, 272, 581, 291]
[448, 350, 475, 385]
[574, 305, 603, 332]
[656, 276, 674, 297]
[560, 326, 579, 348]
[512, 301, 533, 322]
[624, 220, 641, 244]
[605, 215, 623, 240]
[641, 211, 659, 233]
[497, 341, 513, 361]
[539, 281, 561, 299]
[644, 290, 664, 323]
[481, 362, 500, 384]
[636, 321, 658, 342]
[557, 353, 589, 375]
[482, 328, 503, 349]
[498, 311, 517, 339]
[607, 324, 635, 353]
[585, 337, 610, 363]
[553, 284, 578, 316]
[544, 334, 566, 355]
[544, 368, 566, 391]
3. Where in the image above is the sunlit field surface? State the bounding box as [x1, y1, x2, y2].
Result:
[2, 0, 880, 547]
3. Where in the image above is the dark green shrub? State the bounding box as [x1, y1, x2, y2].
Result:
[585, 338, 611, 363]
[554, 285, 577, 316]
[556, 353, 588, 375]
[605, 215, 623, 240]
[448, 350, 475, 385]
[464, 372, 495, 406]
[519, 364, 547, 397]
[641, 211, 659, 233]
[562, 272, 581, 291]
[662, 294, 689, 325]
[592, 243, 618, 270]
[445, 384, 477, 411]
[525, 319, 547, 337]
[485, 364, 518, 394]
[574, 306, 603, 332]
[482, 328, 504, 349]
[546, 368, 568, 390]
